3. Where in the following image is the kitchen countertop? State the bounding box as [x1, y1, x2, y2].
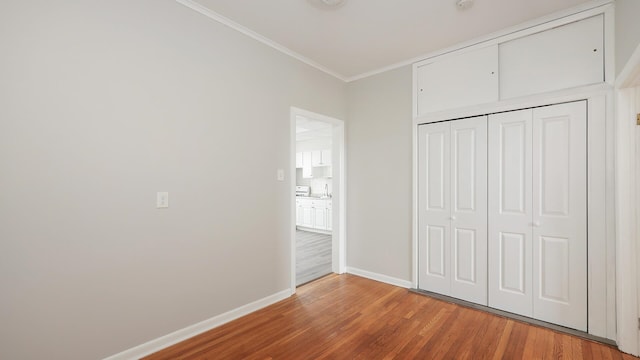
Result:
[296, 195, 332, 200]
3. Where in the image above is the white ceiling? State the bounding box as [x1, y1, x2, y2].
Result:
[296, 116, 332, 142]
[189, 0, 593, 81]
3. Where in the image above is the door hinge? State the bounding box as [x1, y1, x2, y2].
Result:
[637, 317, 640, 330]
[636, 113, 640, 126]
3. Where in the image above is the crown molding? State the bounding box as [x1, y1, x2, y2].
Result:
[176, 0, 348, 82]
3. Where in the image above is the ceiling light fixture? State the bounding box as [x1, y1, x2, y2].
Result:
[456, 0, 474, 10]
[308, 0, 348, 10]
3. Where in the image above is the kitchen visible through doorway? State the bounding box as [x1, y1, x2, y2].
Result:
[295, 115, 333, 286]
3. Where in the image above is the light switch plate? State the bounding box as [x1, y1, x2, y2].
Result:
[277, 169, 285, 181]
[157, 192, 169, 208]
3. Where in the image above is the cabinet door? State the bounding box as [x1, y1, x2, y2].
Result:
[532, 101, 587, 331]
[326, 208, 332, 231]
[488, 109, 534, 317]
[313, 207, 327, 230]
[418, 121, 451, 295]
[296, 152, 303, 168]
[296, 203, 303, 226]
[311, 151, 322, 167]
[500, 15, 604, 99]
[302, 152, 313, 178]
[321, 150, 332, 166]
[417, 45, 498, 115]
[450, 117, 488, 305]
[301, 202, 314, 228]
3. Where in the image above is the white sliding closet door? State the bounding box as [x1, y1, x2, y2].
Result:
[488, 109, 534, 317]
[450, 118, 488, 304]
[488, 101, 587, 331]
[418, 121, 451, 296]
[532, 102, 587, 331]
[419, 117, 487, 305]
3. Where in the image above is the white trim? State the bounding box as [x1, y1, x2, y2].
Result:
[603, 3, 616, 84]
[348, 0, 613, 83]
[290, 111, 298, 295]
[411, 96, 419, 289]
[614, 33, 640, 357]
[346, 267, 413, 289]
[175, 0, 347, 82]
[415, 83, 612, 125]
[587, 94, 613, 339]
[290, 107, 347, 294]
[103, 289, 291, 360]
[614, 87, 639, 356]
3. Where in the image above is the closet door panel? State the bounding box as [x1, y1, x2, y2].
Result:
[532, 101, 587, 331]
[450, 116, 488, 305]
[418, 122, 451, 294]
[416, 45, 498, 115]
[488, 109, 533, 317]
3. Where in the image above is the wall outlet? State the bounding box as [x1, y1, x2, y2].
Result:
[156, 192, 169, 208]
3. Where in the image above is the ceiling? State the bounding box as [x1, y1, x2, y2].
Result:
[189, 0, 594, 81]
[296, 116, 332, 142]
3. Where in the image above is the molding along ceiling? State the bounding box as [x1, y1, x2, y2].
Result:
[177, 0, 607, 82]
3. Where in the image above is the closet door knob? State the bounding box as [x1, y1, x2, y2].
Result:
[533, 221, 541, 227]
[450, 216, 457, 221]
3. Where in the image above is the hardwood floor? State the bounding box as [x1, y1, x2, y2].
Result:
[144, 274, 636, 360]
[296, 230, 332, 286]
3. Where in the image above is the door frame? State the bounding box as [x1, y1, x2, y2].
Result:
[289, 107, 346, 293]
[614, 42, 640, 356]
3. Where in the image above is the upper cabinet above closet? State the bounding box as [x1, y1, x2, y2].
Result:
[499, 15, 604, 100]
[416, 45, 499, 114]
[414, 14, 606, 117]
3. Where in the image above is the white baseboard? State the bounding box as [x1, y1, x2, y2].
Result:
[104, 288, 291, 360]
[346, 267, 413, 289]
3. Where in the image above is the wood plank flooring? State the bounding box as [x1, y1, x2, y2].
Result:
[296, 230, 332, 286]
[144, 274, 636, 360]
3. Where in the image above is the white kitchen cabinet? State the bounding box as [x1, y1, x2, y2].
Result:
[416, 45, 498, 115]
[499, 15, 603, 100]
[313, 206, 327, 230]
[295, 198, 332, 232]
[296, 152, 303, 168]
[311, 151, 322, 167]
[300, 201, 314, 228]
[418, 115, 488, 306]
[321, 150, 332, 166]
[302, 152, 313, 178]
[487, 101, 587, 331]
[296, 199, 304, 226]
[311, 150, 331, 167]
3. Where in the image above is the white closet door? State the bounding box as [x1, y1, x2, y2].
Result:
[418, 122, 451, 294]
[450, 117, 488, 305]
[488, 109, 534, 317]
[532, 101, 587, 331]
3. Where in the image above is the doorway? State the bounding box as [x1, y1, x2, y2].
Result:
[290, 107, 345, 291]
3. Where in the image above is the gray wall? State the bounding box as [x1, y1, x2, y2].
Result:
[615, 0, 640, 74]
[0, 1, 346, 359]
[346, 66, 413, 282]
